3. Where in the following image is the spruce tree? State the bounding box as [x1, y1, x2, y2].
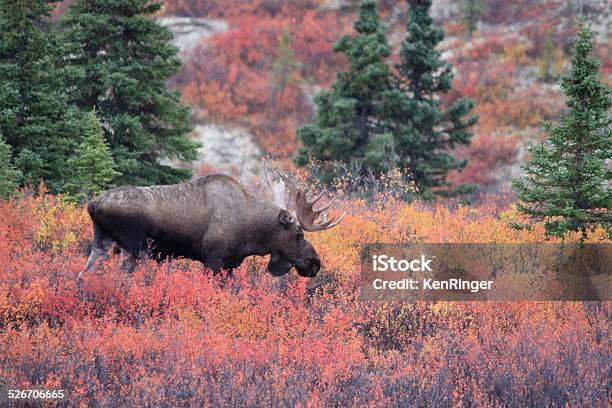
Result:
[385, 0, 477, 198]
[513, 23, 611, 240]
[0, 131, 21, 199]
[61, 0, 199, 186]
[0, 0, 83, 192]
[66, 110, 120, 200]
[271, 28, 301, 99]
[463, 0, 484, 38]
[296, 0, 395, 180]
[538, 29, 556, 82]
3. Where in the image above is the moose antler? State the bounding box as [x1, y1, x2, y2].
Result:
[263, 160, 344, 232]
[263, 160, 291, 208]
[293, 187, 345, 232]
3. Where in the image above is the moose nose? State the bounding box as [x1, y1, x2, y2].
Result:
[312, 257, 321, 273]
[296, 257, 320, 277]
[306, 257, 321, 277]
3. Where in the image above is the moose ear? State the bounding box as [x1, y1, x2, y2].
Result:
[277, 209, 293, 229]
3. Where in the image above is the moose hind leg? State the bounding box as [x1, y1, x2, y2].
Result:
[85, 223, 113, 272]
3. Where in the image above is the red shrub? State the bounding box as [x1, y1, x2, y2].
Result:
[0, 193, 609, 406]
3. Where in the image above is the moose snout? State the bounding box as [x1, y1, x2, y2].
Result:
[296, 256, 321, 278]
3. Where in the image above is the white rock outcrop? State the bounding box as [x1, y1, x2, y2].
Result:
[157, 17, 228, 54]
[191, 124, 262, 174]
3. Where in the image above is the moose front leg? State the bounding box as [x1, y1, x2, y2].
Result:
[119, 248, 137, 273]
[203, 253, 225, 274]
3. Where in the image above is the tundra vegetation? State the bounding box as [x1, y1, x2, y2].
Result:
[0, 190, 609, 406]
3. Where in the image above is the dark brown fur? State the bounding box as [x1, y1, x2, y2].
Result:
[84, 174, 321, 277]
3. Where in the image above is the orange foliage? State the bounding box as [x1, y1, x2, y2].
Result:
[482, 0, 553, 25]
[449, 133, 519, 190]
[474, 84, 563, 133]
[161, 0, 325, 19]
[0, 192, 609, 406]
[52, 0, 610, 191]
[174, 10, 349, 156]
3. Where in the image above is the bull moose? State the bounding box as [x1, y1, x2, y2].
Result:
[84, 166, 344, 277]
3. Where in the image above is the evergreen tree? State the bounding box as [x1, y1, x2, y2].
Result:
[0, 0, 83, 192]
[513, 23, 611, 240]
[0, 131, 21, 199]
[271, 28, 301, 99]
[66, 110, 120, 200]
[538, 29, 556, 82]
[385, 0, 477, 198]
[296, 0, 395, 180]
[61, 0, 199, 186]
[463, 0, 484, 38]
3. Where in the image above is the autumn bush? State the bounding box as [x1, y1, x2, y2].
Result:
[0, 191, 609, 407]
[161, 0, 612, 191]
[173, 9, 350, 156]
